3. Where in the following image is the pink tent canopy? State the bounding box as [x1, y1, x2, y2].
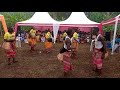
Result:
[34, 26, 92, 33]
[101, 14, 120, 54]
[101, 15, 120, 26]
[14, 12, 102, 34]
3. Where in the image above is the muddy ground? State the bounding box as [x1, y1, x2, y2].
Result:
[0, 42, 120, 78]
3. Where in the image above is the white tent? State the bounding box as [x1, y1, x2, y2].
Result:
[18, 12, 99, 26]
[18, 12, 59, 24]
[15, 12, 100, 43]
[57, 12, 99, 25]
[16, 12, 60, 43]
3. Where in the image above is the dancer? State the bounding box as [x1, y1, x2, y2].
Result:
[59, 30, 74, 76]
[29, 28, 37, 51]
[4, 27, 17, 65]
[92, 27, 107, 75]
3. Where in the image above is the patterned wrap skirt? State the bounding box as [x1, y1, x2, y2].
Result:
[63, 52, 72, 72]
[92, 48, 103, 69]
[5, 42, 16, 58]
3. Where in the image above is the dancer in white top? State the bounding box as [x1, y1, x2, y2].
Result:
[91, 27, 107, 75]
[59, 29, 75, 77]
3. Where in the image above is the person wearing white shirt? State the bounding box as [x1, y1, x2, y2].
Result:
[91, 27, 107, 75]
[16, 34, 21, 47]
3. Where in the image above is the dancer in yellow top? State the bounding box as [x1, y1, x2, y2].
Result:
[45, 31, 51, 40]
[71, 30, 79, 59]
[44, 30, 53, 53]
[63, 30, 67, 45]
[44, 38, 53, 53]
[29, 28, 37, 51]
[4, 27, 17, 65]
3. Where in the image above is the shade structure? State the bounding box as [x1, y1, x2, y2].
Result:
[16, 12, 100, 27]
[101, 14, 120, 55]
[101, 14, 120, 26]
[14, 12, 101, 43]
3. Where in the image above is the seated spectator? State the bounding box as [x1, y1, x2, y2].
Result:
[41, 35, 45, 42]
[113, 42, 120, 53]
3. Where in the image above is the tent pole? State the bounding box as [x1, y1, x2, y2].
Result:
[98, 23, 103, 35]
[111, 16, 119, 55]
[53, 24, 59, 44]
[14, 23, 18, 36]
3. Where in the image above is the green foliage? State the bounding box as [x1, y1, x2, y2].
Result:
[103, 26, 114, 32]
[49, 12, 120, 32]
[48, 12, 72, 21]
[85, 12, 120, 32]
[20, 26, 33, 32]
[1, 12, 120, 33]
[1, 12, 34, 30]
[85, 12, 104, 23]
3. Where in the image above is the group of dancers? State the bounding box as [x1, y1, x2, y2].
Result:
[2, 27, 107, 77]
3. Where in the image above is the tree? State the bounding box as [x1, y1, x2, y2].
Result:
[85, 12, 120, 32]
[1, 12, 34, 31]
[48, 12, 72, 21]
[1, 12, 120, 32]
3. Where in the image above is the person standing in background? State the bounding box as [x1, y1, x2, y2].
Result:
[16, 34, 21, 48]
